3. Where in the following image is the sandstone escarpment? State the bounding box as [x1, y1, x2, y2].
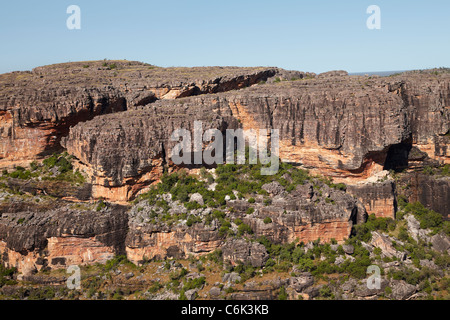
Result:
[397, 172, 450, 219]
[61, 71, 449, 202]
[228, 182, 366, 244]
[0, 199, 128, 274]
[62, 104, 239, 201]
[0, 60, 279, 168]
[347, 180, 396, 219]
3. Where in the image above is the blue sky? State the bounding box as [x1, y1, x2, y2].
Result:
[0, 0, 449, 74]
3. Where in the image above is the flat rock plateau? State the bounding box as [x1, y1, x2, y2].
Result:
[0, 60, 448, 300]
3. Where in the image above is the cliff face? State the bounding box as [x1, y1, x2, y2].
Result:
[0, 199, 128, 275]
[399, 75, 450, 164]
[2, 62, 448, 201]
[0, 60, 278, 169]
[61, 103, 239, 201]
[397, 172, 450, 219]
[347, 181, 396, 219]
[59, 71, 449, 204]
[228, 182, 366, 244]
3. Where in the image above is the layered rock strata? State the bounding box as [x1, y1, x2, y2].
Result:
[0, 60, 279, 168]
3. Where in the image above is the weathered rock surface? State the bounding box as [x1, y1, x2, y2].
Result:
[0, 60, 278, 168]
[58, 70, 450, 202]
[287, 272, 314, 293]
[370, 231, 405, 260]
[62, 103, 238, 201]
[221, 239, 269, 268]
[389, 280, 416, 300]
[347, 180, 396, 218]
[397, 172, 450, 219]
[0, 199, 128, 274]
[229, 182, 367, 244]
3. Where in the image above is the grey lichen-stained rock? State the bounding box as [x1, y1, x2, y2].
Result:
[334, 256, 346, 265]
[222, 272, 241, 284]
[209, 287, 222, 298]
[389, 280, 416, 300]
[189, 193, 204, 206]
[419, 259, 440, 272]
[342, 244, 354, 255]
[221, 239, 269, 268]
[261, 181, 285, 196]
[405, 214, 431, 242]
[354, 278, 388, 297]
[341, 279, 358, 293]
[288, 272, 314, 293]
[184, 289, 198, 300]
[370, 231, 405, 260]
[124, 272, 135, 280]
[430, 233, 450, 253]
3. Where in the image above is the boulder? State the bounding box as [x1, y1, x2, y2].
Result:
[342, 244, 354, 255]
[261, 181, 285, 196]
[209, 287, 221, 298]
[389, 280, 416, 300]
[288, 272, 314, 293]
[222, 272, 241, 284]
[222, 239, 269, 268]
[184, 289, 198, 300]
[431, 234, 450, 253]
[370, 232, 405, 260]
[405, 214, 431, 242]
[189, 193, 204, 206]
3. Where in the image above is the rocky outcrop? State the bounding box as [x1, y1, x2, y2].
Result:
[221, 239, 269, 267]
[62, 103, 239, 201]
[229, 182, 366, 244]
[0, 60, 278, 169]
[125, 222, 224, 265]
[397, 172, 450, 219]
[347, 180, 396, 218]
[0, 199, 128, 274]
[58, 71, 449, 202]
[2, 177, 92, 201]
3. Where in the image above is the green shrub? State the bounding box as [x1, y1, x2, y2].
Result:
[96, 200, 106, 212]
[263, 217, 272, 224]
[30, 161, 39, 171]
[43, 154, 59, 168]
[278, 286, 288, 300]
[401, 201, 446, 234]
[237, 223, 252, 236]
[246, 207, 255, 215]
[182, 276, 205, 291]
[319, 285, 333, 298]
